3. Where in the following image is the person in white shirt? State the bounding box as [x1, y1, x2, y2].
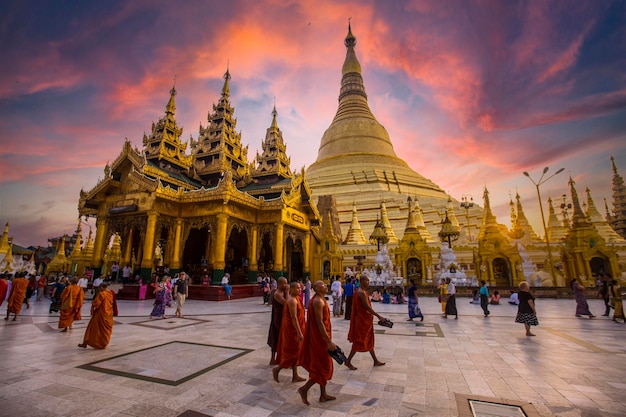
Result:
[330, 276, 343, 317]
[508, 291, 519, 305]
[93, 275, 104, 298]
[77, 276, 89, 293]
[443, 278, 458, 319]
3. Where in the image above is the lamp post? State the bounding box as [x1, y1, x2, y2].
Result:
[523, 167, 565, 286]
[460, 194, 474, 242]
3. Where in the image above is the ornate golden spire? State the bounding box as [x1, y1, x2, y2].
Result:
[250, 104, 292, 180]
[546, 197, 567, 242]
[405, 197, 418, 231]
[568, 176, 590, 227]
[380, 200, 398, 243]
[344, 202, 367, 244]
[165, 84, 176, 115]
[222, 68, 231, 99]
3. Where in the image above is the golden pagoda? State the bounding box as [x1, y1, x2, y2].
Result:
[306, 24, 464, 245]
[78, 73, 322, 286]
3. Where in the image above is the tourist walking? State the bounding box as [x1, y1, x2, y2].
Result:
[298, 280, 336, 406]
[345, 276, 386, 370]
[272, 282, 306, 383]
[49, 276, 67, 313]
[515, 281, 538, 336]
[610, 279, 624, 323]
[303, 277, 311, 309]
[268, 277, 288, 365]
[78, 283, 117, 349]
[25, 274, 37, 309]
[77, 275, 89, 294]
[443, 278, 458, 319]
[58, 278, 84, 332]
[438, 278, 448, 313]
[149, 282, 168, 319]
[571, 278, 595, 318]
[4, 272, 29, 321]
[599, 276, 611, 316]
[36, 274, 46, 301]
[343, 277, 355, 320]
[174, 272, 188, 318]
[479, 280, 490, 317]
[407, 279, 423, 321]
[221, 273, 232, 300]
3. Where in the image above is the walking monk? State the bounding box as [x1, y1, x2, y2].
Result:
[345, 275, 387, 370]
[78, 283, 117, 349]
[267, 277, 288, 365]
[4, 272, 29, 321]
[273, 282, 306, 383]
[298, 280, 337, 406]
[58, 277, 84, 332]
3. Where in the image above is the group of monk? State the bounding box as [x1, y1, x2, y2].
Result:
[267, 275, 388, 406]
[1, 272, 117, 349]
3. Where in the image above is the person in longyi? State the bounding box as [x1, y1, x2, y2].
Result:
[345, 275, 386, 370]
[58, 277, 84, 332]
[272, 282, 306, 383]
[4, 272, 29, 321]
[78, 283, 117, 349]
[298, 280, 336, 406]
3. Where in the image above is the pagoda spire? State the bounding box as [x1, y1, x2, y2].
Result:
[250, 104, 292, 181]
[481, 187, 497, 224]
[610, 155, 626, 238]
[585, 187, 604, 223]
[165, 83, 176, 115]
[221, 67, 231, 100]
[344, 202, 367, 244]
[70, 220, 83, 259]
[585, 187, 625, 243]
[405, 197, 418, 231]
[604, 198, 611, 222]
[568, 176, 590, 227]
[0, 222, 10, 255]
[546, 197, 567, 242]
[380, 200, 398, 243]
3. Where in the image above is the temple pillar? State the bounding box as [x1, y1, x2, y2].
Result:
[91, 218, 107, 277]
[303, 231, 311, 279]
[170, 219, 183, 272]
[274, 222, 284, 278]
[123, 228, 133, 267]
[212, 213, 228, 284]
[140, 212, 158, 281]
[247, 225, 258, 283]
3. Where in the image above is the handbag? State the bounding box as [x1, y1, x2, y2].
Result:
[328, 346, 348, 365]
[414, 304, 422, 316]
[378, 318, 394, 328]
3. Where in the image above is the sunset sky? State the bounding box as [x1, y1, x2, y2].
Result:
[1, 0, 625, 248]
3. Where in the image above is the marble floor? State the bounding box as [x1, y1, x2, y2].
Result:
[0, 293, 624, 417]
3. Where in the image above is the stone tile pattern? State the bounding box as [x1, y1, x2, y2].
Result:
[0, 296, 624, 416]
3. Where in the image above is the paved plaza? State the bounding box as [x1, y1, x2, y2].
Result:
[0, 293, 624, 417]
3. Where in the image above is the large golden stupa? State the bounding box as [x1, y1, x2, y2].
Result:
[306, 24, 466, 243]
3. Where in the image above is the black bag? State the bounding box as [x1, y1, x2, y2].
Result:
[328, 346, 348, 365]
[378, 318, 394, 328]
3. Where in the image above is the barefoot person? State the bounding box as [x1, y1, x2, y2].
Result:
[58, 277, 84, 332]
[273, 282, 306, 383]
[515, 281, 538, 336]
[345, 275, 387, 370]
[298, 280, 336, 406]
[78, 283, 117, 349]
[4, 272, 29, 321]
[267, 277, 288, 365]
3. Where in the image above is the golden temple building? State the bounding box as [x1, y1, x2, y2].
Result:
[67, 24, 625, 289]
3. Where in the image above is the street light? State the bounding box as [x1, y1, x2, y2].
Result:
[460, 194, 474, 242]
[523, 166, 565, 286]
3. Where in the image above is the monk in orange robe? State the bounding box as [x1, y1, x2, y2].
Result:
[273, 282, 306, 383]
[4, 272, 29, 321]
[58, 278, 84, 332]
[78, 283, 116, 349]
[298, 280, 336, 406]
[345, 275, 386, 370]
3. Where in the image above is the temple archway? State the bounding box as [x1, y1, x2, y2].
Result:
[226, 227, 249, 284]
[492, 257, 512, 286]
[406, 257, 422, 282]
[286, 236, 304, 281]
[590, 256, 610, 279]
[323, 260, 331, 281]
[182, 228, 210, 283]
[258, 231, 274, 273]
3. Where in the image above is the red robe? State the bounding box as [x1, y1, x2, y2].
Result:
[0, 279, 8, 307]
[58, 285, 84, 329]
[300, 295, 333, 386]
[7, 277, 29, 315]
[276, 297, 306, 368]
[348, 288, 375, 352]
